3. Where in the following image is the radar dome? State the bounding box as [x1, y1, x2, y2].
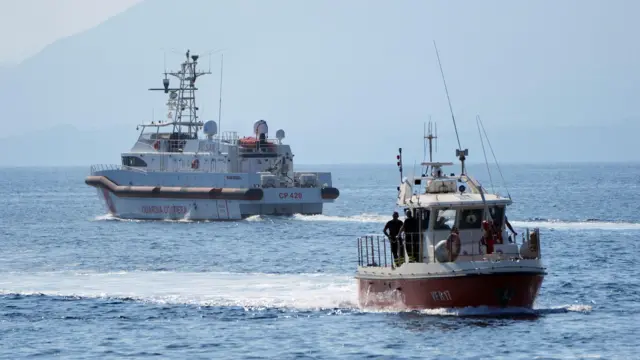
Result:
[276, 129, 285, 140]
[203, 120, 218, 137]
[253, 119, 268, 137]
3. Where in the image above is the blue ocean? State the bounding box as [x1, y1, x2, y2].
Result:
[1, 163, 638, 359]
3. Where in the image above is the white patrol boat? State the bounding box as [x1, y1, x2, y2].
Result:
[86, 50, 339, 220]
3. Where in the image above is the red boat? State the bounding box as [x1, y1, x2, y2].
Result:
[356, 45, 545, 310]
[356, 159, 545, 310]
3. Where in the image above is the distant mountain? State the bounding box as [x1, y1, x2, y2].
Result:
[0, 124, 138, 167]
[0, 0, 638, 164]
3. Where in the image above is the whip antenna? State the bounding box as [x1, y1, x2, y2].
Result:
[433, 40, 468, 174]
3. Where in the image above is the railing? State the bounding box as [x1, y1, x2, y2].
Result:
[357, 228, 542, 268]
[519, 227, 541, 259]
[357, 235, 392, 267]
[89, 164, 148, 175]
[220, 131, 239, 144]
[133, 136, 284, 153]
[356, 232, 424, 268]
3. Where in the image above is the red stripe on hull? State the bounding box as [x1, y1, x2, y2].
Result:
[101, 188, 117, 214]
[358, 273, 544, 310]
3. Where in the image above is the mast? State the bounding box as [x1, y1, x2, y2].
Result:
[425, 120, 437, 162]
[217, 53, 224, 140]
[149, 49, 212, 137]
[433, 41, 468, 175]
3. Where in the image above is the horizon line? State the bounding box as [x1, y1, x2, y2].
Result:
[1, 159, 640, 169]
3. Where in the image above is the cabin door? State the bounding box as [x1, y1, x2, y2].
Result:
[413, 208, 431, 263]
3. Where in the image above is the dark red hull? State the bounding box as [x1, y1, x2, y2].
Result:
[358, 272, 544, 310]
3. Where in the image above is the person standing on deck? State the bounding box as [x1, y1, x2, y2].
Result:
[481, 220, 495, 254]
[400, 209, 420, 262]
[505, 216, 517, 241]
[383, 212, 403, 265]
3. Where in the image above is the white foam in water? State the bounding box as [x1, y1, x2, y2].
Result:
[95, 213, 640, 230]
[292, 214, 640, 231]
[0, 271, 591, 316]
[510, 220, 640, 231]
[0, 271, 357, 310]
[292, 213, 390, 223]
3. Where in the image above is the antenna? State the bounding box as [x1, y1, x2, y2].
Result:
[149, 49, 212, 138]
[217, 53, 224, 139]
[435, 122, 438, 153]
[203, 48, 226, 73]
[162, 50, 168, 93]
[425, 119, 437, 162]
[423, 122, 426, 163]
[433, 40, 468, 175]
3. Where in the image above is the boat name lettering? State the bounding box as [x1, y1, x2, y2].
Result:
[431, 290, 452, 302]
[279, 192, 303, 200]
[199, 143, 217, 152]
[226, 176, 242, 180]
[141, 205, 188, 214]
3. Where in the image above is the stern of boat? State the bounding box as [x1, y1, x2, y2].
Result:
[355, 228, 545, 310]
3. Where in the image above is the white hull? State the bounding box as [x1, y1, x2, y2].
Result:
[89, 168, 337, 220]
[96, 188, 328, 220]
[87, 51, 339, 220]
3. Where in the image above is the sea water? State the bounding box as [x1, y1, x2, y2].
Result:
[0, 163, 637, 359]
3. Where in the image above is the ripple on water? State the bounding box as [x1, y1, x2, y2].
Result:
[1, 165, 639, 359]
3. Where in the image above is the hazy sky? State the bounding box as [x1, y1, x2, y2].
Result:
[0, 0, 638, 165]
[0, 0, 141, 65]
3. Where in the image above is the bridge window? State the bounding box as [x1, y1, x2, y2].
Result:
[415, 208, 430, 230]
[488, 206, 505, 227]
[122, 156, 147, 167]
[434, 209, 456, 230]
[458, 208, 484, 229]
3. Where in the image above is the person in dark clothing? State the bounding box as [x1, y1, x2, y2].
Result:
[383, 211, 403, 265]
[400, 210, 420, 262]
[505, 216, 517, 242]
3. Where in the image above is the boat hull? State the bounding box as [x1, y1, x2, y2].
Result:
[91, 180, 335, 220]
[357, 272, 544, 310]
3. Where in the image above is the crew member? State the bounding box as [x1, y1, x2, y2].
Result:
[447, 227, 461, 262]
[383, 211, 403, 265]
[505, 216, 517, 241]
[480, 220, 495, 254]
[400, 209, 420, 262]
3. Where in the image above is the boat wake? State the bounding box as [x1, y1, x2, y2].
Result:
[416, 304, 592, 318]
[292, 214, 640, 231]
[94, 213, 640, 230]
[0, 271, 591, 317]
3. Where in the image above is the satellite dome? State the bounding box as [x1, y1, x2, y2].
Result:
[203, 120, 218, 136]
[253, 119, 268, 137]
[276, 129, 285, 140]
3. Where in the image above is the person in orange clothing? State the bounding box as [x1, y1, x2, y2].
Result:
[480, 220, 495, 254]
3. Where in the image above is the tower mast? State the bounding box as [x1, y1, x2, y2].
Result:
[148, 49, 212, 138]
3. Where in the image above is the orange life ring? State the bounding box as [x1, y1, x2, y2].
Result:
[191, 158, 200, 169]
[153, 140, 160, 150]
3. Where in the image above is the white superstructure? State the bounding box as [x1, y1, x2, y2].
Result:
[86, 50, 339, 220]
